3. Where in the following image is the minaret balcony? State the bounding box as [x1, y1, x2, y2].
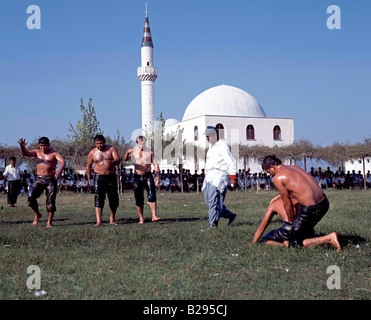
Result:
[137, 66, 158, 76]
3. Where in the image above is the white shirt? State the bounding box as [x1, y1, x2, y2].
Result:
[3, 164, 21, 181]
[202, 139, 237, 192]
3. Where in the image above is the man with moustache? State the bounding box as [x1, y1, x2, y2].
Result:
[18, 137, 66, 228]
[86, 135, 121, 227]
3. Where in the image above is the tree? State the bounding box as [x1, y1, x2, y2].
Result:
[68, 98, 103, 143]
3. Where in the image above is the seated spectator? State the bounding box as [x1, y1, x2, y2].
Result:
[356, 172, 363, 188]
[160, 174, 170, 191]
[251, 174, 258, 189]
[185, 171, 194, 192]
[245, 175, 252, 190]
[366, 173, 371, 188]
[319, 174, 328, 189]
[344, 171, 353, 189]
[169, 177, 180, 193]
[59, 178, 68, 193]
[76, 175, 88, 193]
[66, 177, 77, 192]
[237, 174, 245, 190]
[325, 173, 333, 188]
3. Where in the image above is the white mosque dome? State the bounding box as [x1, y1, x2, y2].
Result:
[164, 118, 179, 127]
[182, 84, 266, 121]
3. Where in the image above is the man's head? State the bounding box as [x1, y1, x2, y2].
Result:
[9, 156, 16, 166]
[38, 137, 50, 153]
[136, 135, 147, 150]
[204, 126, 218, 144]
[94, 134, 106, 151]
[262, 155, 282, 177]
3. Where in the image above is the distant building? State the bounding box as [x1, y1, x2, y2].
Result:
[137, 7, 294, 173]
[344, 157, 371, 174]
[163, 84, 294, 173]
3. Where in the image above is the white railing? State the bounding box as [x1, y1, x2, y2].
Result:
[137, 66, 158, 76]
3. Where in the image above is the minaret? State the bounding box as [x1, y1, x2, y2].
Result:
[137, 4, 158, 133]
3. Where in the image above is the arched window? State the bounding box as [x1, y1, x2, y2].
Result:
[194, 126, 199, 141]
[216, 123, 224, 139]
[246, 125, 255, 140]
[273, 125, 281, 140]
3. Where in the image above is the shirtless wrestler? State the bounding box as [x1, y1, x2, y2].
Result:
[86, 135, 121, 227]
[123, 135, 161, 224]
[18, 137, 66, 228]
[259, 155, 340, 252]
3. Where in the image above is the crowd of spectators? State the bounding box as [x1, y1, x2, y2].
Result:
[0, 168, 90, 195]
[1, 165, 371, 196]
[119, 168, 274, 193]
[308, 166, 371, 189]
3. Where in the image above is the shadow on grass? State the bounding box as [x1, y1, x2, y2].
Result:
[0, 218, 69, 225]
[116, 216, 209, 225]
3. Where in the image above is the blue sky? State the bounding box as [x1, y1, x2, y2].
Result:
[0, 0, 370, 147]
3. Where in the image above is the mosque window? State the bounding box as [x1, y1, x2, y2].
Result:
[194, 126, 199, 141]
[246, 125, 255, 140]
[216, 123, 224, 139]
[273, 125, 281, 140]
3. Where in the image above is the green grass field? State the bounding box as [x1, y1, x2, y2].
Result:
[0, 189, 370, 300]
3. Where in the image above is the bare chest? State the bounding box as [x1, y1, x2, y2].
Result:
[93, 149, 113, 163]
[35, 151, 57, 165]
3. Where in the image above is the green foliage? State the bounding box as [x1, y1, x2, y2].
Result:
[68, 98, 103, 143]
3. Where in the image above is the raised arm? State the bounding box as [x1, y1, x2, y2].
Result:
[17, 138, 37, 157]
[123, 146, 133, 162]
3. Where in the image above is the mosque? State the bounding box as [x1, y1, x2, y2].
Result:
[137, 7, 294, 173]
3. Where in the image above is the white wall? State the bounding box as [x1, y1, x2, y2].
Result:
[344, 157, 371, 174]
[163, 115, 294, 173]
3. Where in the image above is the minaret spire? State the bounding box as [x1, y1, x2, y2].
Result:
[141, 4, 153, 48]
[138, 3, 158, 133]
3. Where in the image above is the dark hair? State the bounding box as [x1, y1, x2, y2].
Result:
[94, 134, 106, 143]
[262, 155, 282, 170]
[38, 137, 50, 145]
[9, 156, 16, 162]
[136, 135, 146, 143]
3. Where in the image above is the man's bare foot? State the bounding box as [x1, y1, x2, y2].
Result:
[152, 217, 161, 222]
[329, 232, 341, 252]
[94, 222, 102, 227]
[46, 223, 53, 228]
[33, 213, 42, 226]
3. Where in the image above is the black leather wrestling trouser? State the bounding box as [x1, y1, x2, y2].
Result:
[7, 180, 21, 205]
[133, 172, 156, 208]
[28, 175, 57, 213]
[260, 221, 315, 244]
[288, 194, 329, 248]
[94, 173, 119, 210]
